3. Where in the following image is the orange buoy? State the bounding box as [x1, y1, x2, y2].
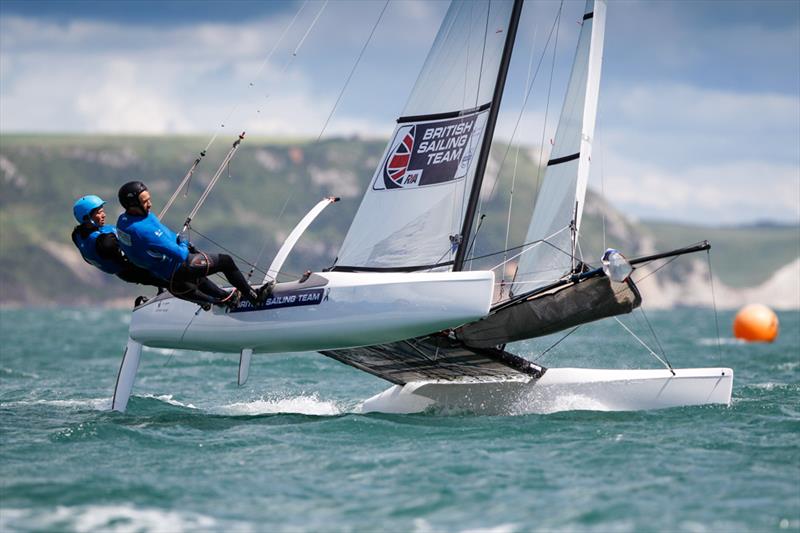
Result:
[733, 304, 779, 342]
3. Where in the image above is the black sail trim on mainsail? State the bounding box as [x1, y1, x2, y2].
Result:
[453, 0, 525, 271]
[583, 12, 594, 21]
[397, 102, 492, 124]
[547, 152, 580, 166]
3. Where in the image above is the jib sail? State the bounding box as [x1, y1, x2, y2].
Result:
[511, 0, 606, 295]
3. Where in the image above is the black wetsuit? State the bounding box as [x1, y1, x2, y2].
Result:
[170, 252, 260, 305]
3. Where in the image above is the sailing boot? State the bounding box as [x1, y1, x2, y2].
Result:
[255, 281, 275, 305]
[219, 289, 240, 310]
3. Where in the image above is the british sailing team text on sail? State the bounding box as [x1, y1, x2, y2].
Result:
[418, 121, 473, 165]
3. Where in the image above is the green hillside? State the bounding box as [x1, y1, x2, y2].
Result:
[1, 134, 796, 305]
[640, 222, 799, 288]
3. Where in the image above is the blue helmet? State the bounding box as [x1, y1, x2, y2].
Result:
[73, 195, 105, 224]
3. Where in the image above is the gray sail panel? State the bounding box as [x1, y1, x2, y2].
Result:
[321, 335, 543, 385]
[335, 0, 514, 271]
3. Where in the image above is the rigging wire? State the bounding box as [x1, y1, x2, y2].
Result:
[633, 306, 671, 368]
[532, 2, 562, 198]
[484, 1, 564, 202]
[315, 0, 388, 142]
[166, 0, 327, 233]
[162, 0, 331, 268]
[206, 0, 313, 154]
[501, 22, 539, 294]
[473, 0, 492, 109]
[159, 0, 310, 221]
[458, 0, 492, 251]
[451, 0, 474, 261]
[246, 194, 292, 281]
[598, 111, 608, 252]
[534, 325, 580, 362]
[189, 224, 299, 282]
[180, 132, 245, 234]
[706, 249, 724, 365]
[249, 0, 388, 276]
[614, 316, 675, 374]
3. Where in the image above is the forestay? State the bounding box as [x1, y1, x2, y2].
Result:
[335, 0, 514, 271]
[512, 0, 606, 294]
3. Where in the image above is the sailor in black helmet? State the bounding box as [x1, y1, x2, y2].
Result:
[115, 181, 273, 308]
[71, 194, 169, 289]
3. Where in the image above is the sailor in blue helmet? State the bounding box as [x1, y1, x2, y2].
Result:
[115, 181, 272, 308]
[71, 194, 170, 289]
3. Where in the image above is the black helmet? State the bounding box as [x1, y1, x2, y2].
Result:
[118, 181, 148, 209]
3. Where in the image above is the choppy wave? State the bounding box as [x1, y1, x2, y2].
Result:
[0, 504, 243, 533]
[1, 397, 112, 410]
[696, 337, 747, 346]
[139, 393, 197, 409]
[1, 367, 40, 379]
[511, 393, 611, 415]
[210, 394, 343, 416]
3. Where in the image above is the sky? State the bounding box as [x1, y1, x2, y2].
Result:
[1, 0, 798, 226]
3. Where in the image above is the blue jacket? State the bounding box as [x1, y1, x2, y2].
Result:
[72, 225, 123, 275]
[116, 212, 189, 281]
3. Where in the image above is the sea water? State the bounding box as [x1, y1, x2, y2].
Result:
[1, 307, 798, 532]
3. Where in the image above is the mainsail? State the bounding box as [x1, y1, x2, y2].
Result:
[511, 0, 606, 295]
[334, 0, 516, 271]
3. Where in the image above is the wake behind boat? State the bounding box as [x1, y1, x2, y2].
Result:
[112, 0, 732, 414]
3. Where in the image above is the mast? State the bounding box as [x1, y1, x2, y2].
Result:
[453, 0, 524, 271]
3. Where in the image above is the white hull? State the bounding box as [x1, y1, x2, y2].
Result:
[360, 367, 734, 414]
[129, 270, 494, 353]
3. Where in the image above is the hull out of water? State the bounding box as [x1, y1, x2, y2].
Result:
[360, 367, 734, 414]
[129, 270, 494, 353]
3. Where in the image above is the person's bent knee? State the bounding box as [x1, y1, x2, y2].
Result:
[217, 253, 236, 269]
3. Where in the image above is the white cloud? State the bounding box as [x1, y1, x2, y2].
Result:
[0, 1, 443, 135]
[1, 1, 798, 226]
[594, 154, 800, 225]
[585, 82, 800, 224]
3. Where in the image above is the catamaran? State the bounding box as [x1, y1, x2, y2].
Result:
[112, 0, 732, 414]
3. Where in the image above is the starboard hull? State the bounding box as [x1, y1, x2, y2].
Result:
[360, 367, 734, 414]
[128, 270, 494, 353]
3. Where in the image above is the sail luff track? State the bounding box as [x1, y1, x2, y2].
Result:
[454, 0, 525, 271]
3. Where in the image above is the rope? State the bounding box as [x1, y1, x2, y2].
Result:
[486, 1, 563, 202]
[159, 1, 310, 222]
[635, 306, 671, 369]
[707, 250, 724, 364]
[532, 2, 562, 198]
[631, 254, 680, 284]
[501, 23, 539, 292]
[469, 0, 495, 269]
[489, 225, 572, 272]
[598, 115, 607, 251]
[189, 225, 299, 282]
[615, 317, 675, 374]
[246, 2, 387, 278]
[247, 194, 292, 281]
[180, 133, 245, 234]
[315, 0, 388, 142]
[534, 325, 580, 362]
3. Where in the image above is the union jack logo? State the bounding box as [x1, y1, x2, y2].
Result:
[383, 126, 415, 188]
